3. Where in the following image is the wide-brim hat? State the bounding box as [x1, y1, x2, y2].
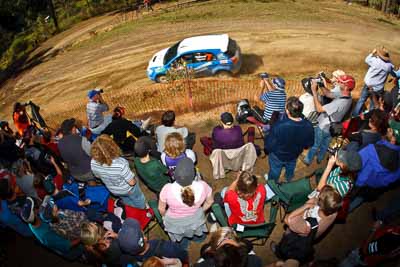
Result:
[377, 46, 390, 62]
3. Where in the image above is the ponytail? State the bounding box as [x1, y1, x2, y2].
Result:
[181, 186, 195, 207]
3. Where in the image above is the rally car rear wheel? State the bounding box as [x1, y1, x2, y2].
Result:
[156, 75, 168, 83]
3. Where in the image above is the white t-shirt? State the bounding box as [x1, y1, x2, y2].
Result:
[299, 93, 315, 118]
[155, 125, 189, 152]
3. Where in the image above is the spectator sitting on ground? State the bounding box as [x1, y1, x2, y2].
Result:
[221, 171, 266, 226]
[118, 218, 189, 266]
[102, 106, 148, 155]
[91, 134, 146, 209]
[212, 112, 244, 150]
[258, 74, 287, 124]
[345, 109, 388, 151]
[158, 158, 213, 244]
[58, 118, 95, 183]
[303, 75, 355, 166]
[86, 89, 111, 135]
[155, 110, 195, 152]
[133, 137, 170, 194]
[39, 195, 87, 241]
[161, 132, 196, 174]
[353, 46, 396, 116]
[264, 96, 314, 182]
[195, 227, 262, 267]
[80, 221, 137, 267]
[12, 102, 30, 137]
[20, 197, 84, 260]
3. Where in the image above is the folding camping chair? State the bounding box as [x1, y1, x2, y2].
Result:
[211, 200, 278, 245]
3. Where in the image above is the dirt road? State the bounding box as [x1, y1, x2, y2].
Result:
[1, 0, 399, 122]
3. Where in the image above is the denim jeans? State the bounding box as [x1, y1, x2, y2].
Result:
[120, 182, 146, 209]
[339, 249, 364, 267]
[268, 152, 296, 182]
[304, 127, 331, 165]
[352, 84, 383, 116]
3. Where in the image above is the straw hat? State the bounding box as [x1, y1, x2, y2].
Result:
[376, 46, 390, 61]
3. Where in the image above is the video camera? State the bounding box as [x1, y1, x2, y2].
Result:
[301, 72, 327, 95]
[260, 72, 269, 79]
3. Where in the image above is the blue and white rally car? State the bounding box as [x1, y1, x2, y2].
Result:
[146, 34, 242, 83]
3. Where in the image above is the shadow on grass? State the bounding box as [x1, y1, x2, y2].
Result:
[0, 47, 59, 87]
[240, 53, 264, 75]
[376, 17, 395, 25]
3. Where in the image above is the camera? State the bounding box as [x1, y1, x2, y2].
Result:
[301, 72, 327, 94]
[327, 142, 342, 155]
[260, 73, 269, 79]
[96, 89, 104, 93]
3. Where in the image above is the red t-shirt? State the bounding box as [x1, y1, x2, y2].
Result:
[224, 184, 266, 226]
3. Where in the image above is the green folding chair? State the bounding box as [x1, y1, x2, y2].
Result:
[211, 201, 278, 246]
[266, 169, 323, 221]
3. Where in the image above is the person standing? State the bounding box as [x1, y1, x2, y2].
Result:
[259, 75, 287, 123]
[91, 135, 146, 209]
[303, 75, 355, 166]
[265, 97, 314, 182]
[352, 47, 396, 116]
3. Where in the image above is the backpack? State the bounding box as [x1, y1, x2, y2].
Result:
[236, 99, 252, 124]
[275, 217, 319, 263]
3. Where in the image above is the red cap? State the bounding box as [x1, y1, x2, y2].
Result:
[337, 75, 356, 90]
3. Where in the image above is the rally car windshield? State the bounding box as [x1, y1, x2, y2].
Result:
[164, 41, 181, 65]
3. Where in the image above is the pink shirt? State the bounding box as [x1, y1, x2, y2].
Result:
[159, 180, 212, 218]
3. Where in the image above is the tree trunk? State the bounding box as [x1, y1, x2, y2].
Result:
[381, 0, 387, 12]
[47, 0, 59, 31]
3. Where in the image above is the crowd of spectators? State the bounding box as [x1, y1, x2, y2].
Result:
[1, 46, 400, 267]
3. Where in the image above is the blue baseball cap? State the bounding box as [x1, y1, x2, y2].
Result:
[87, 89, 102, 99]
[272, 77, 286, 90]
[118, 218, 145, 255]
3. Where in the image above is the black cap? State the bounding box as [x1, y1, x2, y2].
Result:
[221, 112, 234, 126]
[60, 118, 76, 135]
[174, 158, 195, 187]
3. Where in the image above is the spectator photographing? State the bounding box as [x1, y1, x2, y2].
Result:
[303, 75, 355, 166]
[86, 89, 111, 135]
[258, 74, 287, 124]
[265, 96, 314, 182]
[91, 134, 146, 209]
[353, 47, 396, 116]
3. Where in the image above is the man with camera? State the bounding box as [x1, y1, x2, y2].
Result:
[258, 73, 287, 124]
[352, 47, 396, 117]
[86, 89, 111, 135]
[302, 75, 355, 166]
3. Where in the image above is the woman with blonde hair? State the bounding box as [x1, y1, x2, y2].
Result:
[158, 158, 213, 247]
[161, 132, 196, 173]
[91, 134, 146, 208]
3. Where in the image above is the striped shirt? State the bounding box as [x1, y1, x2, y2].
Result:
[260, 89, 286, 121]
[326, 167, 352, 197]
[86, 101, 108, 128]
[91, 157, 135, 195]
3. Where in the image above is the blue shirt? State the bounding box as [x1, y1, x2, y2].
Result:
[264, 116, 314, 161]
[364, 54, 395, 91]
[357, 140, 400, 188]
[260, 89, 286, 121]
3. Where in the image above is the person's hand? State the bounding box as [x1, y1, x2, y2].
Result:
[160, 257, 179, 265]
[50, 156, 56, 165]
[311, 80, 318, 95]
[378, 97, 385, 111]
[259, 79, 266, 89]
[372, 48, 377, 55]
[327, 153, 337, 168]
[359, 112, 365, 120]
[104, 230, 118, 240]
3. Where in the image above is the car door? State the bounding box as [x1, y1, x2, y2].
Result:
[191, 52, 217, 77]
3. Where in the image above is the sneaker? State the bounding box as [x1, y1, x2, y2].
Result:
[141, 117, 151, 131]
